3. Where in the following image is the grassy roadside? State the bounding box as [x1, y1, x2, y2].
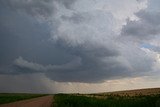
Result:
[0, 93, 47, 104]
[53, 94, 160, 107]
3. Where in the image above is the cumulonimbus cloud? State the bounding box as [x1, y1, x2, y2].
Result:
[0, 0, 158, 83]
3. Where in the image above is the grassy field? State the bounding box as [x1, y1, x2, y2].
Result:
[53, 88, 160, 107]
[54, 94, 160, 107]
[0, 93, 46, 104]
[0, 88, 160, 106]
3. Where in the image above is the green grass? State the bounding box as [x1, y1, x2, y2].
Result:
[0, 93, 46, 104]
[53, 94, 160, 107]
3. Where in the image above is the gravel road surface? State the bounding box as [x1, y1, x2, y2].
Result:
[0, 95, 53, 107]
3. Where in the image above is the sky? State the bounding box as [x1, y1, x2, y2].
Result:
[0, 0, 160, 93]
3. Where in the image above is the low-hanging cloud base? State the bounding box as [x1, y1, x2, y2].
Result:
[0, 0, 160, 93]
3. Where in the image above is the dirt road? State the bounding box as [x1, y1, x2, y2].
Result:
[0, 95, 53, 107]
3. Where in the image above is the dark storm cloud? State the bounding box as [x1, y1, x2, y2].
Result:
[121, 10, 160, 40]
[0, 1, 75, 74]
[10, 40, 127, 83]
[0, 4, 129, 82]
[0, 8, 52, 65]
[0, 0, 155, 83]
[12, 44, 129, 83]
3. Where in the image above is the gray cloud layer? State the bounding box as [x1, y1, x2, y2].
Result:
[0, 0, 55, 18]
[121, 10, 160, 40]
[0, 0, 157, 83]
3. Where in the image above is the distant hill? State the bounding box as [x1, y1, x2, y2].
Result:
[87, 87, 160, 97]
